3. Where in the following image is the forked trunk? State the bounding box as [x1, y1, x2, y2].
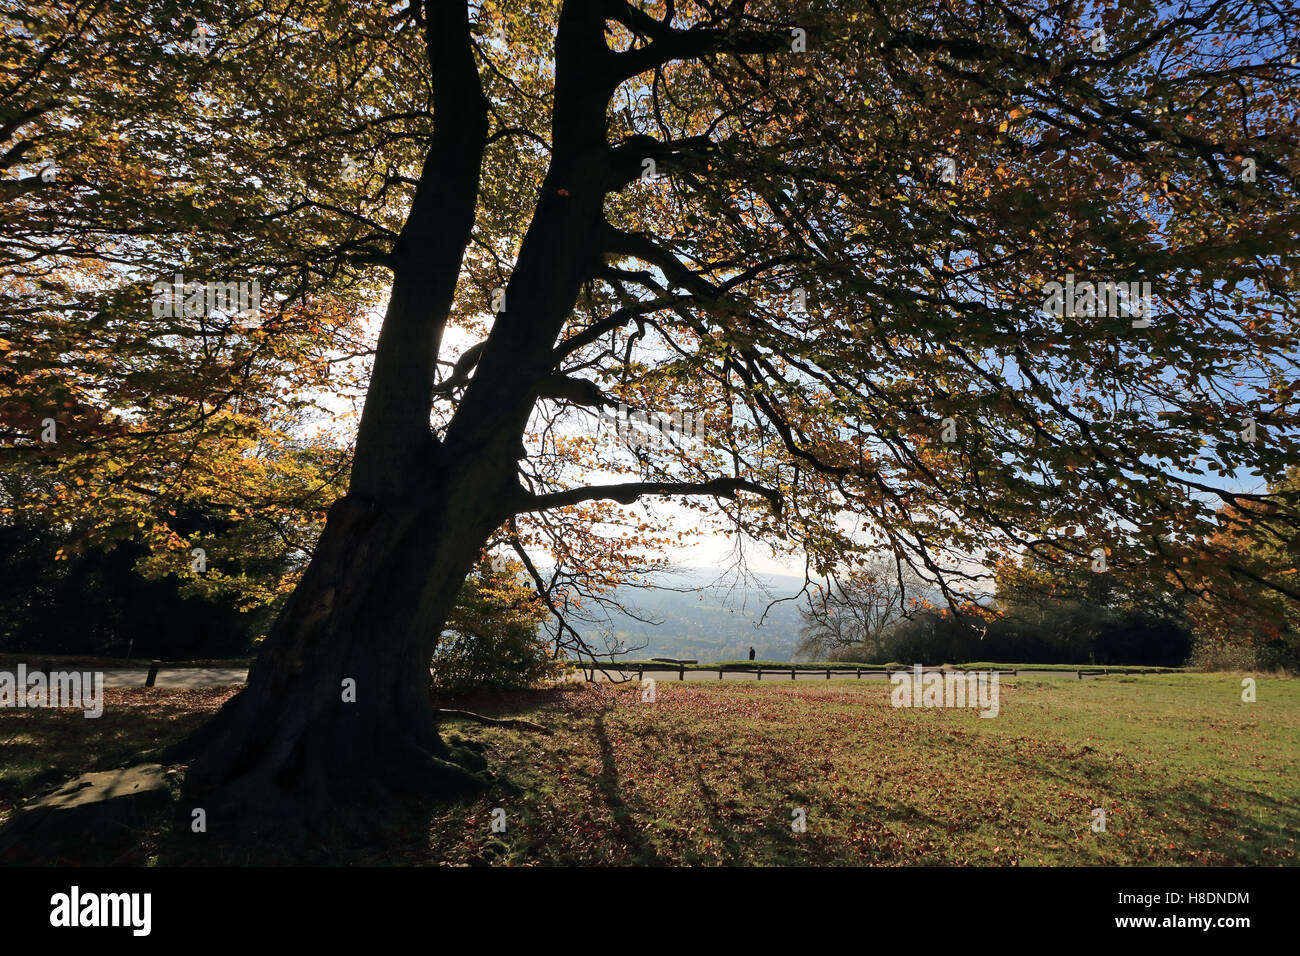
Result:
[166, 0, 614, 833]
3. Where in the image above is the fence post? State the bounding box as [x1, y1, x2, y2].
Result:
[146, 660, 161, 688]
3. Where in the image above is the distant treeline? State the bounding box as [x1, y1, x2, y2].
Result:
[0, 512, 276, 660]
[817, 605, 1192, 667]
[796, 557, 1201, 668]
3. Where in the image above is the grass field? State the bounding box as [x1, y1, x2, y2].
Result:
[0, 673, 1294, 865]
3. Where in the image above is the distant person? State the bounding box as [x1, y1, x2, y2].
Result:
[748, 647, 755, 661]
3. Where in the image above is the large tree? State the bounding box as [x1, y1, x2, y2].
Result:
[4, 0, 1299, 822]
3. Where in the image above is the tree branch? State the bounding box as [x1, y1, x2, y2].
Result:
[603, 133, 715, 191]
[516, 476, 782, 516]
[612, 22, 795, 81]
[602, 224, 721, 299]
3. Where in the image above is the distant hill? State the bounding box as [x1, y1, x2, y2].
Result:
[576, 568, 809, 662]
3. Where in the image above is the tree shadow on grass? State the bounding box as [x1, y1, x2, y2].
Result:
[587, 694, 812, 865]
[590, 711, 662, 865]
[685, 760, 809, 865]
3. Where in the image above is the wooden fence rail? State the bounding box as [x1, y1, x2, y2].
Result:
[581, 665, 1172, 682]
[587, 665, 1027, 681]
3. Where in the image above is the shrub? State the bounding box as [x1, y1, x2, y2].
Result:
[432, 559, 560, 692]
[1187, 633, 1259, 672]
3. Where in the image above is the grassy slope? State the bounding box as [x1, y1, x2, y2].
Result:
[0, 674, 1293, 865]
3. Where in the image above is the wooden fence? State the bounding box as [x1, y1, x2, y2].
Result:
[585, 663, 1020, 682]
[121, 659, 1174, 689]
[581, 663, 1176, 682]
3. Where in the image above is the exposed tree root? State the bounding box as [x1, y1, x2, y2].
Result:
[433, 708, 553, 734]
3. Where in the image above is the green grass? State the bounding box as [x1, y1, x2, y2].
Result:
[0, 674, 1292, 865]
[422, 672, 1295, 865]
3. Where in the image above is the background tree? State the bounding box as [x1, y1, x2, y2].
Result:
[793, 552, 1194, 666]
[1186, 466, 1300, 669]
[991, 551, 1193, 665]
[795, 557, 920, 661]
[0, 492, 284, 659]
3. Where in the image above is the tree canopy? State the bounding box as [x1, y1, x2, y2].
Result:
[6, 2, 1297, 621]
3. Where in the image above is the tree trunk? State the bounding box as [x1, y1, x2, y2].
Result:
[165, 453, 515, 825]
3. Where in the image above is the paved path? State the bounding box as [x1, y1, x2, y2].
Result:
[100, 667, 249, 688]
